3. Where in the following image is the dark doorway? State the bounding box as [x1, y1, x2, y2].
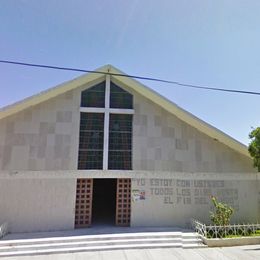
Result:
[92, 178, 117, 225]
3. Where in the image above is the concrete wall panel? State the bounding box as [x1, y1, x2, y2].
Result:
[0, 178, 76, 233]
[0, 171, 258, 232]
[131, 174, 259, 228]
[132, 92, 255, 173]
[0, 79, 103, 171]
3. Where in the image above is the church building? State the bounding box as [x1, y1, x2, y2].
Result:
[0, 65, 259, 233]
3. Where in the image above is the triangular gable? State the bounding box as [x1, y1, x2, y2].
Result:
[0, 64, 250, 158]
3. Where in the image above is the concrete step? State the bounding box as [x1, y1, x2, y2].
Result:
[0, 243, 183, 257]
[181, 236, 207, 248]
[183, 243, 207, 249]
[182, 233, 202, 239]
[0, 237, 183, 251]
[0, 231, 206, 256]
[0, 232, 183, 246]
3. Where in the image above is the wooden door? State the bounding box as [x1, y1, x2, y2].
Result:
[75, 179, 93, 228]
[116, 178, 131, 226]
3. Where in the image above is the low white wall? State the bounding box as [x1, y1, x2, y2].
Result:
[131, 173, 260, 228]
[0, 178, 76, 233]
[203, 236, 260, 247]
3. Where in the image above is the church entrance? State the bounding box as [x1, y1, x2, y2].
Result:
[92, 179, 117, 225]
[74, 178, 131, 228]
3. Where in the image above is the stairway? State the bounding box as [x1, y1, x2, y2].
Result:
[0, 230, 206, 257]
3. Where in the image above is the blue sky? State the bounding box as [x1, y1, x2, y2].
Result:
[0, 0, 260, 145]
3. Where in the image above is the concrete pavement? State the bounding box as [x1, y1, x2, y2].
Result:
[1, 245, 260, 260]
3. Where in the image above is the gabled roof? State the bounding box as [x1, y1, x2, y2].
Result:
[0, 64, 250, 157]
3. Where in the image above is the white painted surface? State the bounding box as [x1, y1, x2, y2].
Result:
[0, 172, 259, 233]
[0, 179, 76, 233]
[130, 173, 260, 228]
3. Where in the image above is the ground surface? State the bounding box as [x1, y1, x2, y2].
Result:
[0, 245, 259, 260]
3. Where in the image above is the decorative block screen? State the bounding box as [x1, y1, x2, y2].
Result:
[116, 178, 131, 226]
[75, 179, 93, 228]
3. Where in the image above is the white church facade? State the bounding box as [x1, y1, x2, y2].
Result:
[0, 65, 259, 233]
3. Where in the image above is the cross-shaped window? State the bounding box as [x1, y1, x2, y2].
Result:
[78, 75, 134, 170]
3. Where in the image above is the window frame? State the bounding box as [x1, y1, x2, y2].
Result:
[78, 75, 134, 170]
